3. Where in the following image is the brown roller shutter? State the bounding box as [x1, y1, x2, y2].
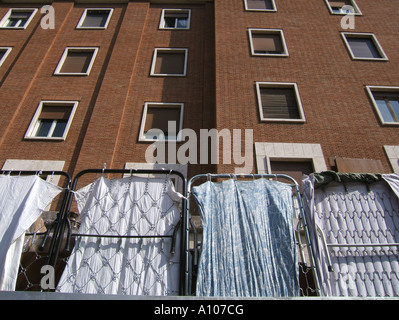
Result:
[252, 33, 283, 53]
[328, 1, 349, 7]
[39, 105, 71, 120]
[144, 107, 181, 134]
[247, 0, 274, 10]
[154, 51, 185, 75]
[270, 160, 314, 190]
[60, 51, 94, 73]
[260, 87, 300, 119]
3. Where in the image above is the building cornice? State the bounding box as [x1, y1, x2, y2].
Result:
[0, 0, 213, 4]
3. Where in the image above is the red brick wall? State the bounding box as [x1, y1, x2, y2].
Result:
[0, 1, 216, 179]
[214, 0, 399, 174]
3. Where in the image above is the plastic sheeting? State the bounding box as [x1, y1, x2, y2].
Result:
[192, 178, 299, 297]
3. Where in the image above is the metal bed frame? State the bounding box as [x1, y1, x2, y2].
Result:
[56, 168, 188, 295]
[185, 173, 322, 296]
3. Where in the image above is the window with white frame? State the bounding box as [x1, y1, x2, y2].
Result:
[159, 9, 191, 30]
[249, 29, 288, 57]
[54, 47, 98, 75]
[139, 102, 184, 142]
[0, 47, 12, 66]
[255, 142, 327, 191]
[325, 0, 361, 15]
[76, 8, 113, 29]
[384, 145, 399, 173]
[25, 101, 78, 140]
[366, 86, 399, 125]
[244, 0, 277, 11]
[256, 82, 305, 122]
[341, 33, 388, 61]
[150, 48, 188, 76]
[0, 8, 37, 29]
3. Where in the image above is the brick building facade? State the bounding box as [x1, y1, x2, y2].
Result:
[0, 0, 398, 182]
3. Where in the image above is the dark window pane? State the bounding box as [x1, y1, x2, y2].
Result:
[82, 10, 109, 28]
[52, 120, 68, 137]
[36, 120, 53, 137]
[347, 37, 382, 59]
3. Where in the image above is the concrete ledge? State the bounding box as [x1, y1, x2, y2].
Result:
[0, 291, 397, 300]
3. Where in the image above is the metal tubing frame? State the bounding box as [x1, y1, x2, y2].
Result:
[0, 170, 72, 269]
[54, 168, 187, 296]
[316, 225, 399, 273]
[186, 173, 321, 296]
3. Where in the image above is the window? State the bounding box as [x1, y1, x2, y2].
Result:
[249, 29, 288, 57]
[159, 9, 191, 30]
[54, 47, 98, 75]
[325, 0, 361, 15]
[270, 160, 314, 190]
[0, 47, 12, 66]
[139, 102, 184, 141]
[25, 101, 78, 140]
[76, 8, 113, 29]
[256, 82, 305, 122]
[255, 142, 328, 189]
[150, 48, 188, 76]
[341, 33, 388, 61]
[366, 86, 399, 125]
[244, 0, 277, 11]
[0, 8, 37, 29]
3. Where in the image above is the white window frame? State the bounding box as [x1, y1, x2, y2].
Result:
[159, 9, 191, 30]
[248, 28, 289, 57]
[54, 47, 99, 76]
[150, 48, 188, 77]
[25, 100, 79, 141]
[384, 146, 399, 173]
[341, 32, 388, 61]
[366, 86, 399, 126]
[256, 82, 306, 123]
[0, 8, 38, 29]
[2, 159, 65, 185]
[76, 8, 114, 29]
[0, 47, 12, 67]
[244, 0, 277, 12]
[325, 0, 362, 15]
[138, 102, 184, 142]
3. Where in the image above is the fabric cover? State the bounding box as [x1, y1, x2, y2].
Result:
[57, 176, 183, 296]
[303, 173, 399, 297]
[192, 178, 298, 297]
[0, 175, 62, 290]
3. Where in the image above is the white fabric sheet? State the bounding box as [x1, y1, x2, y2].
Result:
[0, 175, 62, 290]
[383, 174, 399, 199]
[57, 176, 183, 296]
